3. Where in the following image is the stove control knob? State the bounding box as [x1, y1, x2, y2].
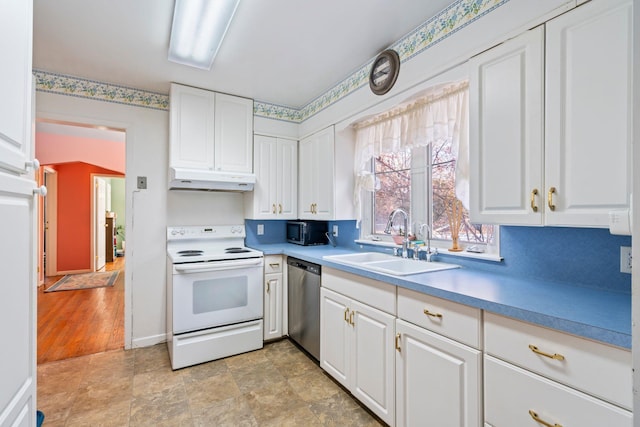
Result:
[179, 229, 185, 235]
[171, 230, 177, 236]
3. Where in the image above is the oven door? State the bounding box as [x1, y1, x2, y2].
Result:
[171, 257, 264, 334]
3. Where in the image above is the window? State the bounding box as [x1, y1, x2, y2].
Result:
[367, 135, 496, 252]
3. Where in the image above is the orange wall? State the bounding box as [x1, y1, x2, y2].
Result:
[56, 162, 124, 272]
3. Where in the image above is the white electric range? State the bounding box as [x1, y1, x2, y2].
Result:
[166, 225, 264, 370]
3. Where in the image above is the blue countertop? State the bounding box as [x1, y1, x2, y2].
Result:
[252, 243, 631, 349]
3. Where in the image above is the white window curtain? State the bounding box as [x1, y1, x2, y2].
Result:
[353, 81, 469, 224]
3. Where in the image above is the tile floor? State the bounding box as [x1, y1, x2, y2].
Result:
[37, 339, 384, 426]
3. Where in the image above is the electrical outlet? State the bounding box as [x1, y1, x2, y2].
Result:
[333, 225, 339, 237]
[137, 176, 147, 189]
[620, 246, 632, 274]
[257, 224, 264, 235]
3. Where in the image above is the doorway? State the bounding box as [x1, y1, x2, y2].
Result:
[36, 120, 127, 363]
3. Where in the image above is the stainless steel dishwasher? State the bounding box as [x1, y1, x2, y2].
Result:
[287, 257, 321, 361]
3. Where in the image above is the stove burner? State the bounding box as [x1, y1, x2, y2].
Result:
[225, 247, 251, 254]
[177, 250, 204, 257]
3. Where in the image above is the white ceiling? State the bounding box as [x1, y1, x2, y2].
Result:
[33, 0, 454, 110]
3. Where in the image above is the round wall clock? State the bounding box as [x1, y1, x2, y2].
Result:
[369, 49, 400, 95]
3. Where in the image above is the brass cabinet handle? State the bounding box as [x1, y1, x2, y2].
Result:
[547, 187, 556, 211]
[530, 188, 539, 212]
[344, 308, 349, 323]
[395, 333, 401, 352]
[278, 204, 282, 214]
[529, 344, 565, 361]
[269, 263, 280, 269]
[529, 409, 562, 427]
[266, 281, 270, 293]
[423, 309, 443, 319]
[272, 204, 276, 214]
[349, 310, 355, 326]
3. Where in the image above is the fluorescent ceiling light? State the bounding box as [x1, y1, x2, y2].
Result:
[168, 0, 240, 70]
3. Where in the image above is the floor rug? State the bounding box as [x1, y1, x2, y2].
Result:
[45, 271, 119, 292]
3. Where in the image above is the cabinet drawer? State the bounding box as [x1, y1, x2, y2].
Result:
[264, 255, 283, 274]
[322, 268, 395, 315]
[485, 355, 632, 427]
[484, 312, 631, 409]
[397, 287, 481, 349]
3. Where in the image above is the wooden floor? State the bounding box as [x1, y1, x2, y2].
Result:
[37, 257, 125, 364]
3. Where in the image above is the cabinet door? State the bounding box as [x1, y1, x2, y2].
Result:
[312, 126, 335, 220]
[396, 319, 481, 427]
[252, 135, 278, 218]
[263, 272, 283, 340]
[298, 126, 334, 219]
[169, 83, 215, 170]
[545, 0, 632, 226]
[320, 287, 351, 388]
[469, 26, 544, 226]
[277, 139, 298, 219]
[214, 93, 254, 173]
[351, 300, 395, 426]
[298, 134, 316, 218]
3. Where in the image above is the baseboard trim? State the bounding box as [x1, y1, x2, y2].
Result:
[132, 333, 167, 349]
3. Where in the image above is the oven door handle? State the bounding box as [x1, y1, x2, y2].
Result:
[174, 258, 263, 273]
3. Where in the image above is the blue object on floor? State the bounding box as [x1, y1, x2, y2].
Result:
[37, 410, 44, 427]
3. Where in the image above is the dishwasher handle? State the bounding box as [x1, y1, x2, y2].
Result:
[287, 257, 321, 275]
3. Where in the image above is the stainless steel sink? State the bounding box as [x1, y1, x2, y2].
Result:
[323, 252, 459, 276]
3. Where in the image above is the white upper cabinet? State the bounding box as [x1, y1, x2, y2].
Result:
[470, 0, 632, 227]
[544, 0, 632, 227]
[298, 125, 355, 220]
[469, 26, 544, 225]
[245, 135, 297, 219]
[169, 83, 253, 173]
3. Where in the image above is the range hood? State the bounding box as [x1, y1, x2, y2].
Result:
[169, 167, 255, 191]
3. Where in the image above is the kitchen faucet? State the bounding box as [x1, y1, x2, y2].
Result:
[384, 208, 409, 258]
[419, 223, 438, 262]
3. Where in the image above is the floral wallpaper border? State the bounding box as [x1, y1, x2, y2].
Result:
[33, 70, 169, 111]
[34, 0, 508, 122]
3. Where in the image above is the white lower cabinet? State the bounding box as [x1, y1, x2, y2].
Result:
[484, 313, 632, 427]
[263, 255, 284, 340]
[320, 286, 396, 425]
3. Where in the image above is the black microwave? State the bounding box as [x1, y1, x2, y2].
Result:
[286, 221, 328, 246]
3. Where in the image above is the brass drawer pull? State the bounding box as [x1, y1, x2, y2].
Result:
[529, 344, 565, 361]
[344, 308, 349, 323]
[349, 310, 355, 326]
[395, 333, 401, 352]
[547, 187, 556, 211]
[530, 188, 539, 212]
[269, 263, 280, 269]
[529, 409, 562, 427]
[423, 309, 443, 319]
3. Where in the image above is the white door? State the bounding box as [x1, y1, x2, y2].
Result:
[319, 287, 351, 388]
[351, 300, 395, 426]
[276, 138, 298, 219]
[395, 319, 482, 427]
[214, 93, 254, 173]
[0, 1, 37, 425]
[468, 26, 544, 226]
[544, 0, 632, 227]
[263, 272, 283, 340]
[95, 177, 107, 271]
